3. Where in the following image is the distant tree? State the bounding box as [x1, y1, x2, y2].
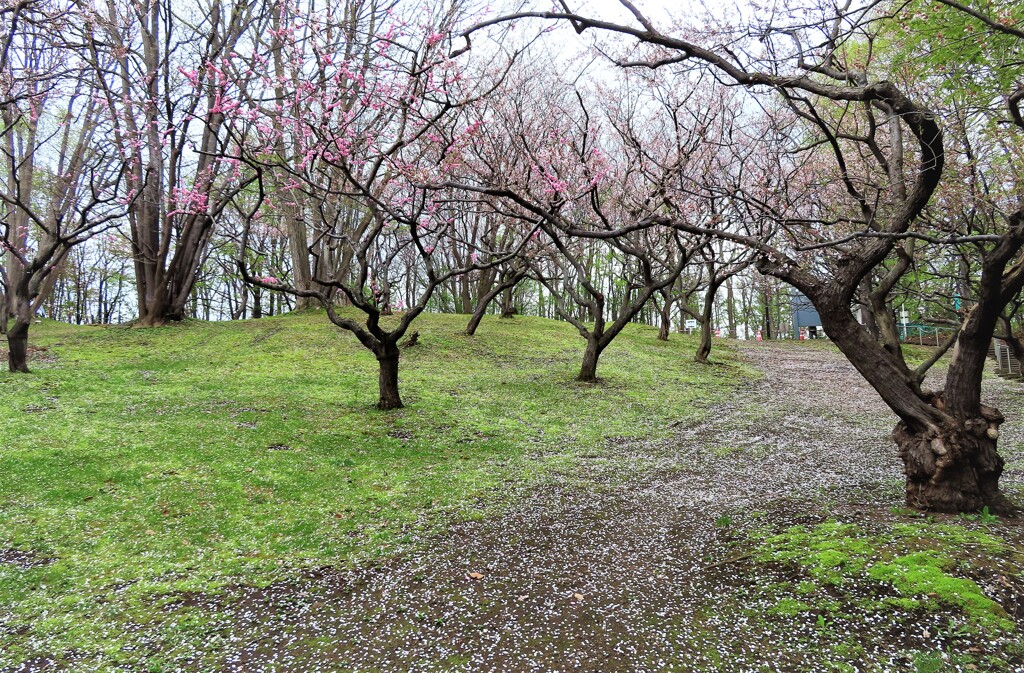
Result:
[685, 242, 752, 364]
[438, 68, 719, 380]
[463, 0, 1024, 512]
[81, 0, 264, 326]
[1, 0, 129, 372]
[231, 1, 528, 409]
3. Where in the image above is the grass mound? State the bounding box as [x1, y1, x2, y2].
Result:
[0, 310, 747, 669]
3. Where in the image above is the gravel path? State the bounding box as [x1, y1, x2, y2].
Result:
[191, 343, 1024, 672]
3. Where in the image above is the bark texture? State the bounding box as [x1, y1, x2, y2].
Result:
[7, 319, 29, 373]
[893, 401, 1010, 513]
[577, 338, 602, 383]
[376, 345, 403, 410]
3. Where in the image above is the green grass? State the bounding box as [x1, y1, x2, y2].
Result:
[0, 310, 749, 669]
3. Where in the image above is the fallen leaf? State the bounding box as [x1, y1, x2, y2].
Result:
[573, 593, 585, 601]
[468, 572, 484, 580]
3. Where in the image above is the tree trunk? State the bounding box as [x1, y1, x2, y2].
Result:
[136, 284, 172, 327]
[500, 285, 517, 318]
[893, 402, 1010, 513]
[467, 272, 526, 335]
[577, 337, 601, 382]
[813, 295, 1013, 513]
[658, 291, 672, 341]
[695, 282, 721, 363]
[134, 213, 215, 327]
[465, 302, 488, 336]
[726, 277, 737, 338]
[762, 287, 772, 339]
[695, 320, 712, 363]
[7, 318, 29, 373]
[251, 287, 263, 319]
[460, 275, 473, 314]
[376, 344, 403, 410]
[658, 309, 671, 341]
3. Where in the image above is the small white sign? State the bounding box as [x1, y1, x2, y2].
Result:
[684, 319, 697, 329]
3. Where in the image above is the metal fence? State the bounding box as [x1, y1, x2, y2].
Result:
[899, 324, 956, 346]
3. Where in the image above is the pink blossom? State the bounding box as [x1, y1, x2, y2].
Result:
[177, 67, 200, 87]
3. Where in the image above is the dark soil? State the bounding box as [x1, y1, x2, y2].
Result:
[0, 549, 52, 570]
[154, 342, 1024, 673]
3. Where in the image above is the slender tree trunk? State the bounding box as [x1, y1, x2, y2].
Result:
[726, 278, 737, 338]
[465, 301, 489, 336]
[286, 203, 314, 311]
[500, 285, 517, 318]
[467, 272, 525, 335]
[375, 343, 403, 410]
[659, 305, 675, 342]
[251, 287, 263, 319]
[695, 282, 721, 363]
[762, 286, 773, 339]
[695, 320, 713, 363]
[577, 337, 602, 382]
[658, 294, 672, 341]
[465, 300, 489, 335]
[460, 275, 473, 314]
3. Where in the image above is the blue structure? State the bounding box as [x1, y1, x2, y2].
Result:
[791, 292, 823, 338]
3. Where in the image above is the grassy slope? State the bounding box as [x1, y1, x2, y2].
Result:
[0, 310, 750, 668]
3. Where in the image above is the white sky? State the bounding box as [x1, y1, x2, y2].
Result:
[489, 0, 752, 72]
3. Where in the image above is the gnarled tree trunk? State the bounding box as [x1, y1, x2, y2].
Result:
[815, 293, 1014, 514]
[694, 279, 722, 363]
[893, 401, 1009, 513]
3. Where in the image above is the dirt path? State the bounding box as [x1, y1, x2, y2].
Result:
[191, 343, 1024, 672]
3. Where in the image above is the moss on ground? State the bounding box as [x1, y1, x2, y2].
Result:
[749, 520, 1013, 631]
[731, 514, 1023, 671]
